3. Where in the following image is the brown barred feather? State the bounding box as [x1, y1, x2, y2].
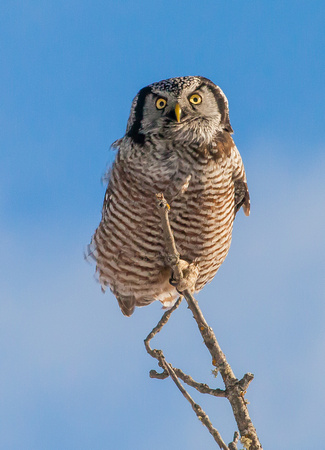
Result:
[90, 76, 249, 316]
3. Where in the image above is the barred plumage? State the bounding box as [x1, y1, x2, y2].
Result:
[90, 76, 250, 316]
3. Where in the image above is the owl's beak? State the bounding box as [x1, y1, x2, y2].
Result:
[175, 103, 182, 123]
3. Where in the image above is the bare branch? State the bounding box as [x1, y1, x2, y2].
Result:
[149, 369, 169, 380]
[228, 431, 240, 450]
[144, 296, 182, 358]
[162, 359, 229, 450]
[155, 193, 183, 281]
[144, 306, 228, 449]
[149, 366, 226, 397]
[149, 365, 226, 396]
[173, 367, 226, 397]
[154, 192, 263, 450]
[238, 373, 255, 393]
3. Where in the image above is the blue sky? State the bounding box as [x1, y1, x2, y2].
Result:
[1, 1, 325, 449]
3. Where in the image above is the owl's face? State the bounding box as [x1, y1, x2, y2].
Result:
[126, 76, 233, 146]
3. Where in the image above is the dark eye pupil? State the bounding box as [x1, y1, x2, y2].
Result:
[159, 101, 164, 107]
[193, 97, 198, 102]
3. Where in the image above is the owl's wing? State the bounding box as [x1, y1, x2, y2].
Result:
[234, 179, 250, 216]
[213, 132, 250, 217]
[230, 144, 250, 217]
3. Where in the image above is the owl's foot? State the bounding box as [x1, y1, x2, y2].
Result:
[170, 260, 199, 294]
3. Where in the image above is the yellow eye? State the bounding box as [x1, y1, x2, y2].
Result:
[156, 98, 167, 109]
[189, 94, 202, 105]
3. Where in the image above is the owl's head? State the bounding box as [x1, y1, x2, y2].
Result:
[126, 76, 233, 145]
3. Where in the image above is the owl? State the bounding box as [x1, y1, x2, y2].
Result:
[90, 76, 250, 316]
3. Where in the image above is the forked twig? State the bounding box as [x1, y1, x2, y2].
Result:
[144, 193, 263, 449]
[144, 300, 228, 449]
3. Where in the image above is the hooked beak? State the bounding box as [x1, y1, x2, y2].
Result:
[175, 103, 182, 123]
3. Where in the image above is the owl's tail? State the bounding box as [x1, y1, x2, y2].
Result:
[116, 294, 136, 317]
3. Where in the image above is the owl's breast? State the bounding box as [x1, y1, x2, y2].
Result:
[169, 158, 235, 289]
[94, 147, 235, 298]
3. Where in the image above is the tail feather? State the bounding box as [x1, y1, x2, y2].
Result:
[116, 294, 136, 317]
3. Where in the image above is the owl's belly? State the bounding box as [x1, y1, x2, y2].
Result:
[170, 182, 235, 291]
[94, 172, 235, 302]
